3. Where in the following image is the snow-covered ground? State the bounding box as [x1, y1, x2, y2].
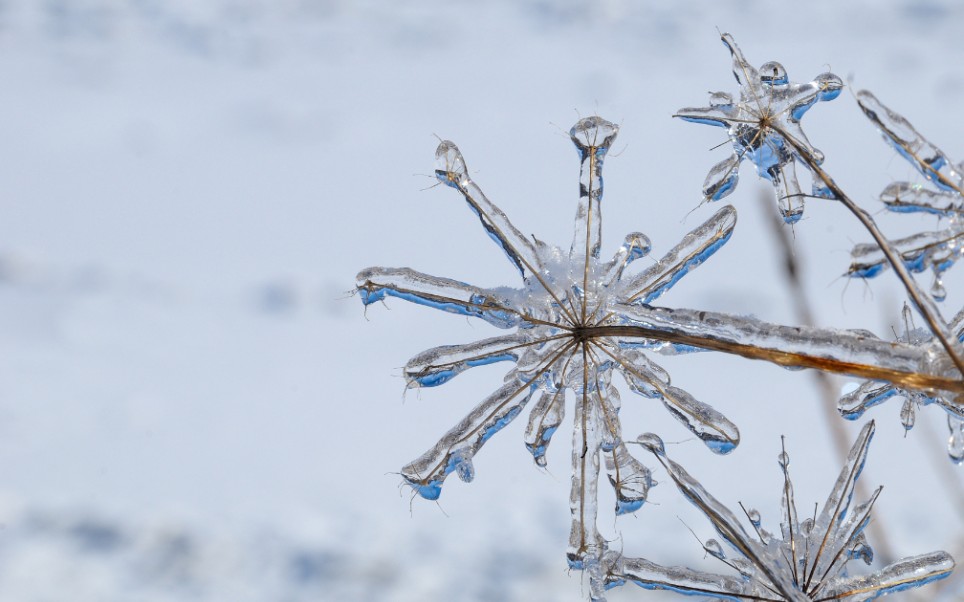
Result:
[1, 1, 963, 599]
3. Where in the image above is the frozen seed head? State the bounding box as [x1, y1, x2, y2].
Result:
[596, 420, 954, 600]
[359, 116, 746, 576]
[676, 33, 843, 223]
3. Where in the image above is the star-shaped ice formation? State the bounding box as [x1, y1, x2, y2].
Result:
[840, 304, 964, 464]
[676, 33, 843, 224]
[849, 91, 964, 301]
[357, 116, 742, 565]
[590, 421, 954, 601]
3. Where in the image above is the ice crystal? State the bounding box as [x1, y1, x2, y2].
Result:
[676, 33, 843, 223]
[848, 91, 964, 300]
[590, 421, 955, 601]
[840, 304, 964, 463]
[357, 116, 743, 566]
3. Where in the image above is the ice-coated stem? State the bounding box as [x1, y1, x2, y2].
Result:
[569, 116, 618, 323]
[610, 305, 964, 395]
[610, 557, 745, 600]
[776, 123, 964, 379]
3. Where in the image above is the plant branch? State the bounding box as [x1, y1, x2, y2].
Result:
[778, 126, 964, 379]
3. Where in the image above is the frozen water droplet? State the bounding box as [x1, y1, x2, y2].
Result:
[454, 453, 474, 482]
[759, 61, 788, 86]
[704, 538, 725, 560]
[931, 276, 947, 301]
[900, 398, 916, 431]
[636, 433, 665, 456]
[746, 508, 761, 528]
[948, 416, 964, 464]
[569, 116, 618, 155]
[851, 542, 875, 565]
[434, 141, 468, 187]
[777, 451, 790, 470]
[815, 72, 844, 101]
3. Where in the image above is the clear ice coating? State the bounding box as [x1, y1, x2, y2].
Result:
[357, 116, 745, 569]
[357, 116, 962, 590]
[849, 91, 964, 298]
[594, 420, 955, 601]
[675, 33, 842, 223]
[839, 305, 964, 463]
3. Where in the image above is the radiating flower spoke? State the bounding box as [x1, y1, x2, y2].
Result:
[435, 140, 578, 323]
[356, 266, 531, 328]
[404, 333, 567, 388]
[620, 204, 737, 305]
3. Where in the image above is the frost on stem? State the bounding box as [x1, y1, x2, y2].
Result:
[357, 116, 743, 564]
[849, 91, 964, 301]
[675, 33, 843, 224]
[840, 305, 964, 463]
[590, 422, 954, 601]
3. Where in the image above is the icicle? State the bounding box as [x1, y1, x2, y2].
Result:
[604, 441, 652, 515]
[523, 388, 566, 467]
[405, 333, 532, 388]
[400, 381, 535, 500]
[948, 415, 964, 464]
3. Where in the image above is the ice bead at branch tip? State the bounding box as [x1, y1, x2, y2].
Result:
[676, 33, 842, 223]
[599, 420, 955, 601]
[434, 140, 468, 188]
[604, 441, 652, 515]
[634, 432, 665, 456]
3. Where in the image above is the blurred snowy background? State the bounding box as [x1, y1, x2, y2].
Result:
[1, 0, 963, 599]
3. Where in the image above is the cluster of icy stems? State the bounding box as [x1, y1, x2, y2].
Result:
[840, 305, 964, 464]
[588, 422, 954, 601]
[847, 91, 964, 302]
[675, 33, 843, 223]
[357, 111, 962, 591]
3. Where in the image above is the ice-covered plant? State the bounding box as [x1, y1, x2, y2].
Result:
[358, 116, 745, 565]
[356, 32, 964, 602]
[677, 33, 964, 382]
[592, 422, 954, 601]
[848, 91, 964, 302]
[675, 33, 842, 223]
[840, 304, 964, 463]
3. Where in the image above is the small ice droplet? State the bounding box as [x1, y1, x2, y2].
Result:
[636, 432, 665, 456]
[777, 451, 790, 470]
[759, 61, 788, 86]
[434, 140, 468, 187]
[900, 398, 916, 431]
[931, 276, 947, 302]
[814, 72, 844, 101]
[746, 508, 761, 528]
[948, 416, 964, 464]
[453, 452, 475, 483]
[569, 116, 619, 153]
[704, 538, 725, 560]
